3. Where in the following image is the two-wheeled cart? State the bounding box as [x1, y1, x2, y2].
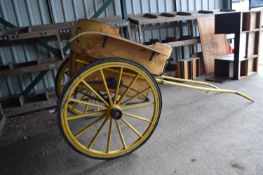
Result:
[56, 20, 252, 159]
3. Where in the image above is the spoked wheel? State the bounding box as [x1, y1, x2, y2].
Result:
[58, 58, 162, 159]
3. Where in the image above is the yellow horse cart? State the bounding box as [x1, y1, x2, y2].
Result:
[56, 20, 252, 159]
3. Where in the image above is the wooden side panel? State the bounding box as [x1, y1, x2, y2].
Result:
[240, 60, 248, 77]
[247, 59, 254, 74]
[192, 59, 197, 79]
[183, 61, 189, 79]
[242, 12, 251, 31]
[71, 33, 172, 75]
[197, 16, 229, 76]
[247, 32, 256, 57]
[198, 16, 215, 35]
[250, 13, 257, 30]
[242, 12, 261, 31]
[176, 62, 183, 78]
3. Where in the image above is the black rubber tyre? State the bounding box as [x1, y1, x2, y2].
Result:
[55, 58, 70, 97]
[0, 109, 5, 136]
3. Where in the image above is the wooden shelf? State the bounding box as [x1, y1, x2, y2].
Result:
[242, 29, 262, 33]
[165, 38, 200, 47]
[0, 91, 57, 117]
[128, 11, 225, 25]
[128, 10, 219, 79]
[146, 38, 200, 48]
[0, 16, 130, 46]
[0, 58, 63, 77]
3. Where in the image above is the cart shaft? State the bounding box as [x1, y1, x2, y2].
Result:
[156, 77, 253, 102]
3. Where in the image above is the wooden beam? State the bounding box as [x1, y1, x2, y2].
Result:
[165, 38, 200, 47]
[2, 96, 57, 117]
[0, 59, 63, 77]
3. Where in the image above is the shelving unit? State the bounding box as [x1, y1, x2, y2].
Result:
[176, 57, 200, 79]
[214, 10, 262, 80]
[128, 11, 225, 79]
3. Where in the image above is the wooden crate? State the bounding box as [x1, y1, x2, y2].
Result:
[176, 58, 200, 79]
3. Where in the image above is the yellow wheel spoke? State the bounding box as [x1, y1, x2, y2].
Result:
[122, 102, 154, 110]
[71, 94, 85, 108]
[117, 73, 140, 105]
[69, 98, 106, 109]
[81, 80, 109, 106]
[100, 69, 113, 105]
[115, 120, 127, 149]
[106, 118, 113, 153]
[68, 105, 85, 115]
[120, 87, 151, 105]
[121, 118, 142, 138]
[84, 94, 92, 113]
[67, 111, 105, 121]
[84, 105, 89, 113]
[91, 92, 100, 111]
[87, 116, 109, 149]
[123, 112, 151, 123]
[74, 115, 105, 138]
[105, 68, 145, 79]
[114, 67, 123, 104]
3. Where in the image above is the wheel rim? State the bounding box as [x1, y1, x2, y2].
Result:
[55, 59, 70, 97]
[56, 58, 87, 115]
[59, 60, 161, 158]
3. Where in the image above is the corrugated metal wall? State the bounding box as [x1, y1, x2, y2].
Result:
[0, 0, 223, 98]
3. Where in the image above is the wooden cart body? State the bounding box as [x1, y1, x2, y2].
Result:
[69, 19, 173, 76]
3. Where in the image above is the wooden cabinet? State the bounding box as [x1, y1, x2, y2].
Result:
[215, 10, 262, 80]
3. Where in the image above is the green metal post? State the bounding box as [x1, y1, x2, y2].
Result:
[62, 0, 114, 52]
[92, 0, 113, 18]
[120, 0, 128, 20]
[120, 0, 129, 38]
[22, 71, 49, 96]
[223, 0, 232, 10]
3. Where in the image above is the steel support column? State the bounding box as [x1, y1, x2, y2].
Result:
[223, 0, 232, 10]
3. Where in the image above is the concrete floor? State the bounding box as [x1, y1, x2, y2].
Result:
[1, 68, 263, 175]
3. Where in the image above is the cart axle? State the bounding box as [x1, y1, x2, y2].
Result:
[109, 107, 123, 120]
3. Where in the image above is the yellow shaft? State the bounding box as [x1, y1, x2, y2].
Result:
[160, 75, 219, 89]
[156, 78, 253, 102]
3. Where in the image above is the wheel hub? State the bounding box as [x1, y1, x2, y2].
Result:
[109, 107, 122, 120]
